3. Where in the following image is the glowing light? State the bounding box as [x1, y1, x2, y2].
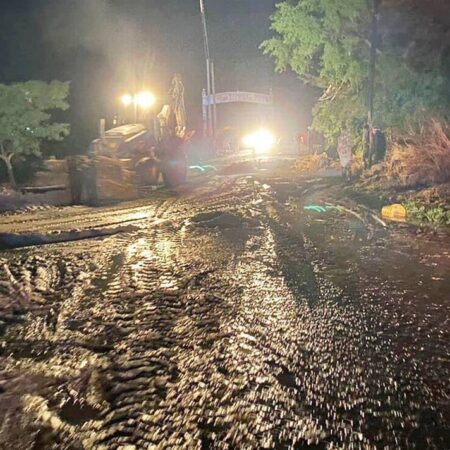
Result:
[121, 91, 156, 110]
[121, 94, 133, 107]
[242, 129, 276, 154]
[135, 91, 156, 109]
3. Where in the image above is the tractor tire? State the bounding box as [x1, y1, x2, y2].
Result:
[162, 156, 187, 188]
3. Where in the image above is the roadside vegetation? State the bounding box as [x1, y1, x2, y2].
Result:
[262, 0, 449, 144]
[387, 119, 450, 188]
[403, 200, 450, 226]
[0, 81, 70, 190]
[263, 0, 449, 225]
[350, 118, 450, 225]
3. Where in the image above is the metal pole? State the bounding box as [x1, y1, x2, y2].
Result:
[206, 58, 213, 136]
[368, 0, 379, 128]
[99, 119, 106, 138]
[202, 89, 208, 137]
[211, 60, 218, 137]
[200, 0, 214, 137]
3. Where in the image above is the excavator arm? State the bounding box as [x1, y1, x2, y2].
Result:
[157, 74, 187, 140]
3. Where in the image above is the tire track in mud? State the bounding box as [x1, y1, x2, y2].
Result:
[61, 178, 265, 449]
[0, 195, 184, 448]
[0, 196, 174, 235]
[5, 179, 359, 448]
[0, 176, 259, 448]
[32, 192, 302, 449]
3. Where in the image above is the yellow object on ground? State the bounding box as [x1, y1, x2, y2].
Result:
[381, 203, 407, 221]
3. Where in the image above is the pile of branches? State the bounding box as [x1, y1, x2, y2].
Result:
[387, 118, 450, 187]
[294, 153, 338, 173]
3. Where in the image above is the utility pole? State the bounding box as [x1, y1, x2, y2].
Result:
[364, 0, 380, 169]
[199, 0, 216, 138]
[211, 61, 218, 138]
[368, 0, 380, 128]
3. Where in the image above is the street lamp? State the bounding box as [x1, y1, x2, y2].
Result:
[121, 94, 133, 107]
[120, 91, 156, 123]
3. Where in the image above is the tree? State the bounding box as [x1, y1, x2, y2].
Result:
[0, 81, 70, 189]
[262, 0, 450, 144]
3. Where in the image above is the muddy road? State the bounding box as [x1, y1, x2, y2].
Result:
[0, 167, 449, 449]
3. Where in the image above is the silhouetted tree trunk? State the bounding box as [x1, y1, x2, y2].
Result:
[0, 153, 17, 190]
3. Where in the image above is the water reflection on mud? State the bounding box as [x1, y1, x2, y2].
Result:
[0, 175, 449, 449]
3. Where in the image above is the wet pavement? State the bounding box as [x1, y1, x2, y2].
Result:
[0, 163, 449, 449]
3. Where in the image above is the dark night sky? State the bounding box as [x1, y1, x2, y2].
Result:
[0, 0, 316, 153]
[0, 0, 449, 153]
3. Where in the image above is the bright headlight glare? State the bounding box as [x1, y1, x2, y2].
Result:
[243, 129, 275, 154]
[243, 134, 255, 147]
[135, 91, 156, 109]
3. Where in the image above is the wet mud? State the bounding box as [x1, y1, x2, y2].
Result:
[0, 172, 449, 449]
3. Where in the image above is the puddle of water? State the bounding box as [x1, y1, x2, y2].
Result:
[276, 370, 297, 389]
[59, 399, 102, 425]
[191, 211, 246, 229]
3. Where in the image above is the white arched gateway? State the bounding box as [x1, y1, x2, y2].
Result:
[202, 90, 273, 137]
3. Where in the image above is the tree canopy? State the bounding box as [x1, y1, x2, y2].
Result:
[0, 80, 70, 188]
[262, 0, 450, 144]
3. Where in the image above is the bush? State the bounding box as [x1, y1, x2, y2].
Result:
[404, 200, 450, 225]
[387, 119, 450, 187]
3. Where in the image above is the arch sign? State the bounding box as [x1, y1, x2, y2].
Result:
[202, 90, 273, 137]
[203, 91, 273, 106]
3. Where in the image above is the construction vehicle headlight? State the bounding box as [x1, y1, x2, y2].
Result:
[243, 129, 276, 154]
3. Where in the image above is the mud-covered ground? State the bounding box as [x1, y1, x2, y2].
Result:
[0, 164, 449, 449]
